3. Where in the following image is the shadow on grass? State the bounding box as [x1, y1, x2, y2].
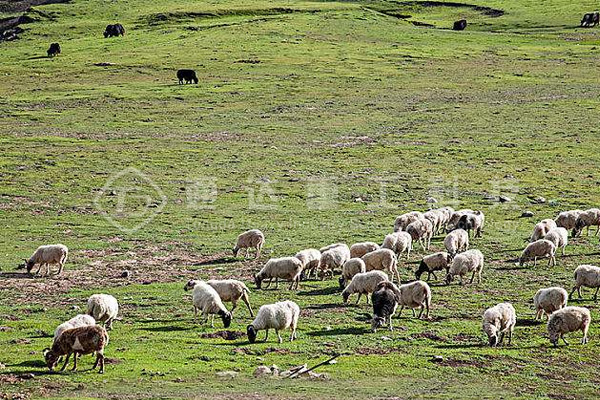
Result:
[139, 325, 194, 332]
[298, 286, 339, 296]
[7, 360, 46, 368]
[192, 256, 239, 266]
[434, 343, 483, 349]
[305, 303, 344, 310]
[308, 326, 371, 337]
[516, 319, 544, 327]
[0, 271, 33, 279]
[27, 56, 52, 60]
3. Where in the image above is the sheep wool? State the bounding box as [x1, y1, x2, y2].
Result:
[87, 294, 119, 330]
[482, 303, 516, 347]
[54, 314, 96, 341]
[443, 229, 469, 257]
[233, 229, 265, 259]
[544, 227, 568, 256]
[184, 280, 232, 328]
[381, 231, 412, 259]
[569, 264, 600, 301]
[255, 257, 303, 290]
[371, 281, 399, 332]
[350, 242, 380, 259]
[519, 239, 556, 267]
[339, 258, 366, 289]
[416, 252, 451, 281]
[25, 244, 68, 276]
[247, 300, 299, 343]
[446, 249, 484, 285]
[342, 270, 389, 304]
[534, 287, 568, 320]
[547, 306, 591, 346]
[206, 279, 254, 317]
[361, 248, 399, 283]
[396, 280, 431, 319]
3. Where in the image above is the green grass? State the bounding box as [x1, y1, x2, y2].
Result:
[1, 0, 600, 398]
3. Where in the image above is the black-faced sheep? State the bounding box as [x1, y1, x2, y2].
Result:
[416, 252, 452, 281]
[47, 43, 60, 57]
[177, 69, 198, 84]
[104, 23, 125, 38]
[371, 281, 399, 332]
[247, 300, 299, 343]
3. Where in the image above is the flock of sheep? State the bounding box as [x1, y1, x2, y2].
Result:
[19, 207, 600, 373]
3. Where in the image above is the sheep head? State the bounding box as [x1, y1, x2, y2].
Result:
[43, 348, 60, 370]
[219, 310, 232, 328]
[371, 316, 385, 332]
[246, 324, 258, 343]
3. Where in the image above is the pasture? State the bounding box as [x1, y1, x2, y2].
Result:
[1, 0, 600, 398]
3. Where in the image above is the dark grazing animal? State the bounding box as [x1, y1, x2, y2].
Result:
[453, 19, 467, 31]
[44, 325, 108, 374]
[581, 12, 599, 27]
[457, 212, 483, 238]
[47, 43, 61, 57]
[104, 23, 125, 38]
[371, 281, 400, 332]
[177, 69, 198, 84]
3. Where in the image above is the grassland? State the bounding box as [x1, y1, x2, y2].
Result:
[1, 0, 600, 398]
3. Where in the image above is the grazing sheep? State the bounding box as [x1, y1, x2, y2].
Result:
[87, 294, 119, 330]
[295, 248, 321, 280]
[342, 270, 389, 304]
[233, 229, 265, 259]
[319, 244, 351, 279]
[482, 303, 516, 347]
[184, 280, 232, 328]
[544, 227, 568, 256]
[396, 280, 431, 319]
[573, 208, 600, 237]
[443, 229, 469, 258]
[415, 252, 452, 281]
[555, 210, 583, 231]
[534, 287, 568, 320]
[362, 248, 399, 283]
[54, 315, 96, 341]
[246, 301, 299, 343]
[381, 231, 412, 259]
[394, 211, 423, 232]
[438, 206, 455, 230]
[547, 306, 591, 346]
[446, 249, 484, 285]
[531, 219, 558, 242]
[44, 325, 108, 373]
[569, 264, 600, 300]
[406, 219, 433, 251]
[255, 257, 303, 290]
[47, 43, 60, 57]
[23, 244, 68, 276]
[581, 12, 600, 27]
[206, 279, 253, 317]
[519, 239, 556, 267]
[319, 242, 347, 252]
[339, 258, 366, 289]
[423, 209, 443, 235]
[371, 281, 399, 332]
[457, 211, 485, 238]
[177, 69, 198, 84]
[446, 209, 474, 232]
[350, 242, 380, 258]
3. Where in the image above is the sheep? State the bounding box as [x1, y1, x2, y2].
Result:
[393, 211, 423, 232]
[482, 303, 516, 347]
[342, 270, 389, 304]
[446, 209, 474, 232]
[87, 294, 119, 330]
[44, 325, 108, 373]
[547, 306, 591, 346]
[443, 229, 469, 258]
[415, 252, 452, 281]
[318, 244, 351, 280]
[319, 242, 347, 253]
[255, 257, 303, 290]
[573, 208, 600, 237]
[54, 315, 96, 341]
[233, 229, 265, 259]
[544, 227, 568, 256]
[349, 242, 380, 258]
[246, 300, 299, 343]
[519, 239, 556, 267]
[361, 248, 400, 283]
[445, 249, 484, 285]
[554, 210, 583, 231]
[423, 209, 443, 235]
[206, 279, 253, 317]
[534, 287, 568, 320]
[396, 280, 431, 319]
[371, 281, 399, 332]
[406, 218, 433, 251]
[381, 231, 412, 259]
[437, 206, 455, 231]
[457, 210, 485, 238]
[183, 280, 232, 328]
[530, 219, 558, 242]
[294, 248, 321, 280]
[339, 258, 366, 289]
[23, 244, 68, 276]
[569, 264, 600, 300]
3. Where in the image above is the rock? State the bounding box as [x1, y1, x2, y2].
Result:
[308, 371, 330, 380]
[253, 366, 272, 377]
[20, 373, 35, 379]
[498, 195, 511, 203]
[426, 197, 438, 204]
[269, 364, 280, 376]
[216, 371, 238, 379]
[430, 355, 444, 363]
[0, 362, 5, 369]
[531, 196, 546, 204]
[121, 270, 131, 278]
[548, 199, 558, 206]
[71, 305, 80, 311]
[380, 336, 393, 341]
[520, 211, 534, 218]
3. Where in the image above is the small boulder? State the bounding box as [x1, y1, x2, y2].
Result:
[216, 371, 238, 379]
[253, 366, 272, 377]
[426, 197, 438, 204]
[520, 211, 534, 218]
[498, 195, 511, 203]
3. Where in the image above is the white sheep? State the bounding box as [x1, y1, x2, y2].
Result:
[381, 231, 412, 259]
[573, 208, 600, 237]
[446, 249, 484, 285]
[446, 209, 474, 232]
[569, 264, 600, 300]
[342, 270, 389, 304]
[443, 229, 469, 257]
[544, 227, 568, 256]
[246, 300, 299, 343]
[207, 279, 253, 317]
[547, 306, 591, 346]
[423, 209, 443, 235]
[406, 218, 433, 251]
[349, 242, 380, 258]
[457, 211, 485, 238]
[396, 280, 431, 319]
[294, 248, 321, 280]
[554, 210, 583, 231]
[482, 303, 516, 347]
[319, 244, 351, 279]
[339, 258, 366, 289]
[87, 294, 119, 330]
[519, 239, 556, 267]
[437, 206, 455, 231]
[255, 257, 303, 290]
[415, 252, 452, 281]
[54, 314, 96, 341]
[361, 248, 399, 283]
[534, 287, 568, 320]
[183, 280, 232, 328]
[23, 244, 68, 276]
[233, 229, 265, 259]
[319, 242, 347, 253]
[393, 211, 423, 232]
[530, 219, 558, 242]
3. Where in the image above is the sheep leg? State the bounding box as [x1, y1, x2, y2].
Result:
[431, 271, 438, 281]
[561, 335, 569, 345]
[533, 257, 537, 267]
[508, 328, 513, 345]
[242, 295, 254, 317]
[356, 293, 362, 304]
[418, 306, 424, 319]
[193, 306, 198, 322]
[562, 246, 565, 256]
[499, 332, 505, 345]
[398, 306, 403, 317]
[366, 293, 370, 305]
[388, 315, 393, 331]
[255, 247, 261, 259]
[230, 300, 237, 315]
[57, 260, 65, 275]
[98, 352, 105, 374]
[406, 247, 411, 260]
[469, 270, 476, 284]
[578, 287, 583, 299]
[582, 324, 589, 344]
[411, 308, 416, 317]
[264, 329, 269, 342]
[71, 352, 78, 371]
[210, 314, 215, 328]
[274, 278, 279, 290]
[427, 272, 431, 281]
[33, 263, 43, 276]
[60, 353, 72, 372]
[106, 318, 113, 331]
[594, 287, 599, 301]
[264, 278, 272, 289]
[245, 248, 250, 258]
[277, 330, 283, 344]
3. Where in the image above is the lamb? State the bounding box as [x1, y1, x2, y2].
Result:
[318, 244, 351, 280]
[569, 264, 600, 300]
[87, 294, 119, 330]
[23, 244, 68, 276]
[482, 303, 516, 347]
[381, 231, 412, 259]
[361, 248, 399, 283]
[457, 210, 485, 238]
[573, 208, 600, 237]
[294, 248, 321, 280]
[246, 300, 299, 343]
[233, 229, 265, 259]
[415, 252, 452, 281]
[183, 280, 232, 328]
[554, 210, 583, 231]
[534, 287, 568, 320]
[547, 306, 590, 346]
[339, 258, 366, 289]
[443, 229, 469, 258]
[544, 227, 568, 256]
[254, 257, 303, 290]
[530, 219, 558, 242]
[370, 281, 399, 332]
[350, 242, 380, 258]
[44, 325, 108, 373]
[406, 218, 433, 251]
[396, 280, 431, 319]
[393, 211, 423, 232]
[54, 315, 96, 341]
[519, 239, 556, 267]
[445, 249, 484, 285]
[342, 270, 389, 304]
[206, 279, 253, 317]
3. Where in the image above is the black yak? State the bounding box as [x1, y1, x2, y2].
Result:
[177, 69, 198, 84]
[47, 43, 61, 57]
[453, 19, 467, 31]
[104, 23, 125, 38]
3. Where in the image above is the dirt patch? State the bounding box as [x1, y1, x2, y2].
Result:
[232, 347, 292, 356]
[437, 357, 487, 368]
[200, 330, 246, 341]
[410, 331, 448, 342]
